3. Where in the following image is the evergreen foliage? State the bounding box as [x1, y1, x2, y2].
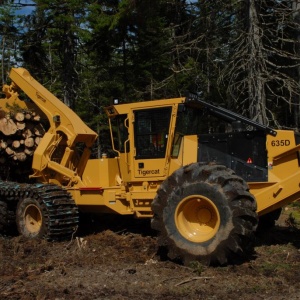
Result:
[1, 0, 300, 144]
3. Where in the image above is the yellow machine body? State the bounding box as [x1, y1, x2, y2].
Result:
[2, 68, 300, 220]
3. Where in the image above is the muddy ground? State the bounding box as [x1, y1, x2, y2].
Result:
[1, 207, 300, 300]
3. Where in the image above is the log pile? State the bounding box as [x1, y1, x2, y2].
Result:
[0, 109, 46, 164]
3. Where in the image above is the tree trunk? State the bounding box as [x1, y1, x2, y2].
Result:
[293, 0, 300, 129]
[248, 0, 267, 125]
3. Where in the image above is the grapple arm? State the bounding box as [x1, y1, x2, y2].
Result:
[7, 68, 97, 186]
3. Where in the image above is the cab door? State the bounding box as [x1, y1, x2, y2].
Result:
[133, 107, 172, 179]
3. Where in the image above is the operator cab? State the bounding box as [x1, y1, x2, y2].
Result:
[106, 95, 274, 183]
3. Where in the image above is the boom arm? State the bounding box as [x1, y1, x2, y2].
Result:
[8, 68, 97, 186]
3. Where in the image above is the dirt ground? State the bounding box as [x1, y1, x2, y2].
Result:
[1, 208, 300, 300]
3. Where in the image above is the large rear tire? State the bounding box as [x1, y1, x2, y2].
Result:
[151, 163, 258, 265]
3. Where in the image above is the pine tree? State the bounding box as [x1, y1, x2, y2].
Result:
[20, 0, 89, 109]
[0, 3, 19, 85]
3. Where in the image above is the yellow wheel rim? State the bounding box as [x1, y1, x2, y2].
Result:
[24, 204, 42, 234]
[175, 195, 221, 243]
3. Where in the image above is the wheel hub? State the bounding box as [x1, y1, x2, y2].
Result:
[24, 204, 42, 234]
[197, 207, 212, 224]
[175, 195, 221, 243]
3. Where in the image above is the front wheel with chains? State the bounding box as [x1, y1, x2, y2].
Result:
[16, 184, 79, 240]
[0, 181, 79, 240]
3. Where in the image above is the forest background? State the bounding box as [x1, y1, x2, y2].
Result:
[1, 0, 300, 156]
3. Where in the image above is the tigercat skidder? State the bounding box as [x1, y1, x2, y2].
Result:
[0, 68, 299, 265]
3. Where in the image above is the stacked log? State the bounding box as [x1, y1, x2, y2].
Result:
[0, 109, 46, 163]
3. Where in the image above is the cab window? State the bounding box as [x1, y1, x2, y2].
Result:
[134, 107, 171, 159]
[111, 114, 129, 153]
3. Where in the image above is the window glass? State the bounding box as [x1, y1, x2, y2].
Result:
[172, 106, 231, 158]
[134, 107, 171, 159]
[111, 115, 129, 153]
[176, 106, 233, 135]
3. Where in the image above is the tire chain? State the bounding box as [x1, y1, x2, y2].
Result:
[0, 180, 79, 240]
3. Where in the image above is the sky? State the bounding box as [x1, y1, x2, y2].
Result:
[14, 0, 35, 15]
